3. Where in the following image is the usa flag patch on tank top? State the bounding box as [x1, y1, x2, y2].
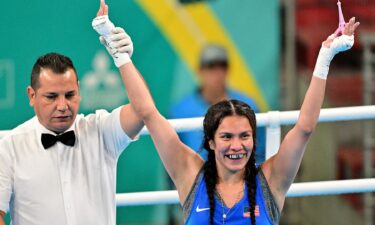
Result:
[243, 205, 260, 217]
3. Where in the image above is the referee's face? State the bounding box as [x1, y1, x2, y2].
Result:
[27, 68, 80, 134]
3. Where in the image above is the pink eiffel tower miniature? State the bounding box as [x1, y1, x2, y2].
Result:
[335, 0, 346, 36]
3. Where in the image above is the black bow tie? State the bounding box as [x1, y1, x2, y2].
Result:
[41, 130, 76, 149]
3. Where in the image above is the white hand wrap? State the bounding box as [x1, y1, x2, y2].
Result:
[92, 15, 115, 39]
[313, 34, 354, 80]
[92, 15, 132, 67]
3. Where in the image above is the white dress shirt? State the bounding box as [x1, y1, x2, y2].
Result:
[0, 107, 133, 225]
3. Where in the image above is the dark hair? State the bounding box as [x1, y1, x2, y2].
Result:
[30, 52, 77, 89]
[202, 99, 258, 224]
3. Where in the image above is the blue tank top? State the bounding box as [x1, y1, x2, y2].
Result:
[184, 172, 276, 225]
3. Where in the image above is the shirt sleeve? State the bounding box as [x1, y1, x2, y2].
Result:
[0, 139, 13, 213]
[97, 107, 134, 158]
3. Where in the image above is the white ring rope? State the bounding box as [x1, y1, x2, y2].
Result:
[1, 105, 375, 138]
[1, 105, 375, 206]
[139, 105, 375, 134]
[117, 178, 375, 206]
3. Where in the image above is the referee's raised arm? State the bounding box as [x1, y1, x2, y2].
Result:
[92, 0, 144, 139]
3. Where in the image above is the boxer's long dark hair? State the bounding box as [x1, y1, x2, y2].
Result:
[202, 99, 258, 224]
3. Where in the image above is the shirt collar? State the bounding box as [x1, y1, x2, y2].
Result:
[35, 117, 75, 134]
[34, 117, 76, 144]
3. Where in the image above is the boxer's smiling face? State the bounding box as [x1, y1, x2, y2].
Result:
[209, 115, 254, 174]
[27, 68, 80, 134]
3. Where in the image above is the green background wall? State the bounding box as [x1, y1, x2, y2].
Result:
[0, 0, 279, 224]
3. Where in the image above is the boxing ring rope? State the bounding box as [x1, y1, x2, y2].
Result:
[117, 178, 375, 206]
[137, 105, 375, 159]
[1, 105, 375, 206]
[1, 105, 374, 139]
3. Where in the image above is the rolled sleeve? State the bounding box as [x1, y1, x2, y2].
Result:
[98, 107, 134, 158]
[0, 140, 13, 213]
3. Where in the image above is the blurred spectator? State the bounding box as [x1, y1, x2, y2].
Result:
[169, 44, 265, 162]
